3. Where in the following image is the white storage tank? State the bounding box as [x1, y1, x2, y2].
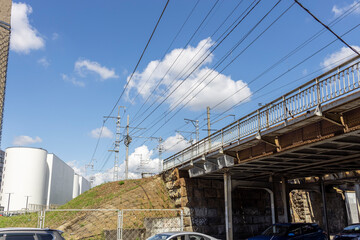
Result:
[0, 147, 48, 211]
[72, 174, 80, 198]
[46, 154, 74, 206]
[79, 176, 90, 195]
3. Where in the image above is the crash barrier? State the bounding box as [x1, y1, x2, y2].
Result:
[0, 209, 183, 240]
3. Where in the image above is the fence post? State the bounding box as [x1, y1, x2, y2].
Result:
[37, 210, 45, 228]
[180, 210, 184, 231]
[118, 210, 123, 240]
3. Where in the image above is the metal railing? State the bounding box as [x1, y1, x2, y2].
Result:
[163, 56, 360, 170]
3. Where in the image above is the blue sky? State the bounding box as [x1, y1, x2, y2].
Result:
[3, 0, 360, 185]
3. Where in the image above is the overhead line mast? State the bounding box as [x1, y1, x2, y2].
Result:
[104, 106, 126, 181]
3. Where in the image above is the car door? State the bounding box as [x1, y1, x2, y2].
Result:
[300, 224, 324, 240]
[169, 235, 186, 240]
[187, 234, 210, 240]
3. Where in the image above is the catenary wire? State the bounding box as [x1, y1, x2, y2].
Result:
[130, 0, 262, 137]
[131, 0, 251, 123]
[136, 0, 285, 143]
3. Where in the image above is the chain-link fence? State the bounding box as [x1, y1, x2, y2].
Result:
[0, 209, 183, 240]
[120, 209, 183, 240]
[0, 211, 40, 228]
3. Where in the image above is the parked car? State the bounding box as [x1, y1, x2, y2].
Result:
[146, 231, 220, 240]
[0, 228, 65, 240]
[248, 223, 327, 240]
[334, 224, 360, 239]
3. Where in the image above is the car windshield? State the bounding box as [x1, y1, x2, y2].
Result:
[148, 233, 173, 240]
[343, 225, 360, 234]
[262, 225, 289, 236]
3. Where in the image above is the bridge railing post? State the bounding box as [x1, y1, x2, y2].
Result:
[282, 96, 287, 125]
[257, 110, 261, 131]
[316, 78, 321, 106]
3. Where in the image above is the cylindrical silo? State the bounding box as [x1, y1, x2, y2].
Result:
[0, 147, 48, 211]
[72, 174, 79, 198]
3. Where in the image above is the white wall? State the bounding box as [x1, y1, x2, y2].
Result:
[79, 176, 91, 195]
[46, 154, 74, 206]
[0, 147, 48, 211]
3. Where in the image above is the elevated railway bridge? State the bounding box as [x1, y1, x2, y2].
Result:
[163, 56, 360, 239]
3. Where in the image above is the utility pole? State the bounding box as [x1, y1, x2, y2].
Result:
[6, 193, 12, 212]
[207, 107, 211, 137]
[158, 137, 163, 173]
[124, 115, 132, 180]
[184, 118, 199, 142]
[105, 106, 126, 181]
[25, 195, 31, 211]
[85, 162, 94, 177]
[132, 135, 163, 173]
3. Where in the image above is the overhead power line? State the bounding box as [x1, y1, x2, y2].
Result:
[294, 0, 360, 57]
[128, 0, 200, 111]
[88, 0, 169, 166]
[155, 1, 360, 152]
[131, 0, 221, 122]
[130, 0, 262, 137]
[107, 0, 170, 121]
[136, 0, 284, 142]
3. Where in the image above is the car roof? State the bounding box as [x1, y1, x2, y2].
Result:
[273, 223, 318, 227]
[0, 228, 61, 233]
[160, 232, 201, 235]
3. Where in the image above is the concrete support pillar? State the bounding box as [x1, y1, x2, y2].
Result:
[281, 177, 290, 222]
[224, 171, 233, 240]
[354, 182, 360, 223]
[319, 177, 329, 239]
[265, 188, 276, 224]
[271, 178, 278, 223]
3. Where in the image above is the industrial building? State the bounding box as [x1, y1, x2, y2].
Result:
[0, 147, 90, 211]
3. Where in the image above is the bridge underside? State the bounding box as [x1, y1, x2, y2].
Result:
[180, 91, 360, 182]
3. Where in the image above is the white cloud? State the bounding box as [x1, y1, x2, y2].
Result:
[10, 2, 45, 54]
[13, 135, 42, 146]
[321, 46, 360, 70]
[38, 57, 49, 68]
[62, 74, 85, 87]
[75, 59, 119, 80]
[163, 133, 192, 153]
[126, 38, 252, 111]
[52, 33, 59, 40]
[67, 160, 86, 176]
[332, 1, 360, 17]
[90, 145, 160, 186]
[90, 126, 113, 139]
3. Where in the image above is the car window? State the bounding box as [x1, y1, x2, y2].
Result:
[262, 225, 289, 236]
[148, 233, 173, 240]
[301, 224, 317, 234]
[288, 226, 302, 236]
[188, 234, 209, 240]
[169, 236, 185, 240]
[343, 225, 360, 234]
[6, 234, 35, 240]
[36, 233, 54, 240]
